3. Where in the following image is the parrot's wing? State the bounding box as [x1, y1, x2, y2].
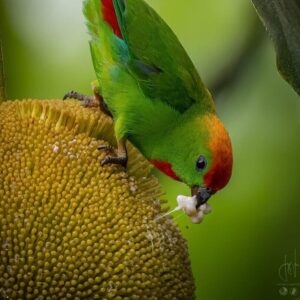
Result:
[113, 0, 211, 113]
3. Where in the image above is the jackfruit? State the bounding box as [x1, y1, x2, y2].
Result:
[0, 99, 195, 300]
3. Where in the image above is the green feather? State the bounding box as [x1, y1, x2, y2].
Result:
[114, 0, 214, 113]
[83, 0, 102, 39]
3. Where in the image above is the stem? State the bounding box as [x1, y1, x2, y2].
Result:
[0, 39, 6, 102]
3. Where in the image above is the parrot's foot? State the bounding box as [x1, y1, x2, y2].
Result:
[98, 139, 128, 168]
[63, 90, 113, 118]
[63, 91, 99, 108]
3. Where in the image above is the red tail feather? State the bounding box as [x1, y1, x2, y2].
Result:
[102, 0, 122, 38]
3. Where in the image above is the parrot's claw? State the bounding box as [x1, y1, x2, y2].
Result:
[100, 155, 128, 168]
[97, 145, 114, 151]
[63, 90, 76, 100]
[63, 91, 98, 108]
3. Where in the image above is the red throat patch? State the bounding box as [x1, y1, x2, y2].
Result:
[151, 160, 181, 182]
[101, 0, 123, 38]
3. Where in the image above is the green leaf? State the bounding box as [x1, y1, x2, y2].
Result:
[252, 0, 300, 96]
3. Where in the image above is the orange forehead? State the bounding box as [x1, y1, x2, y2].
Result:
[203, 114, 233, 192]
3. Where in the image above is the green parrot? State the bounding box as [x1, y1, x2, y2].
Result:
[65, 0, 233, 208]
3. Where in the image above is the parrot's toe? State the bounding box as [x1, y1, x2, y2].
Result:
[100, 155, 128, 168]
[81, 96, 96, 108]
[97, 145, 114, 151]
[63, 90, 84, 101]
[63, 90, 75, 100]
[63, 91, 97, 108]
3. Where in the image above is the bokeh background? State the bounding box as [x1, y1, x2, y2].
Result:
[0, 0, 300, 299]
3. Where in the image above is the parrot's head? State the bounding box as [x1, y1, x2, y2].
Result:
[189, 113, 233, 207]
[152, 113, 233, 208]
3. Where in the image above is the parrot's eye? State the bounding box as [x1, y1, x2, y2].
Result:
[196, 155, 207, 172]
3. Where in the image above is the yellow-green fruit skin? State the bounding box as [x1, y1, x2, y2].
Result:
[0, 100, 195, 300]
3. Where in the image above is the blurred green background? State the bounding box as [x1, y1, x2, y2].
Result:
[0, 1, 300, 299]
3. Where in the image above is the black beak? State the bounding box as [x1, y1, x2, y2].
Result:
[191, 186, 214, 209]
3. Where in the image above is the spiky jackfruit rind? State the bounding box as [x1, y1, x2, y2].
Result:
[0, 100, 195, 300]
